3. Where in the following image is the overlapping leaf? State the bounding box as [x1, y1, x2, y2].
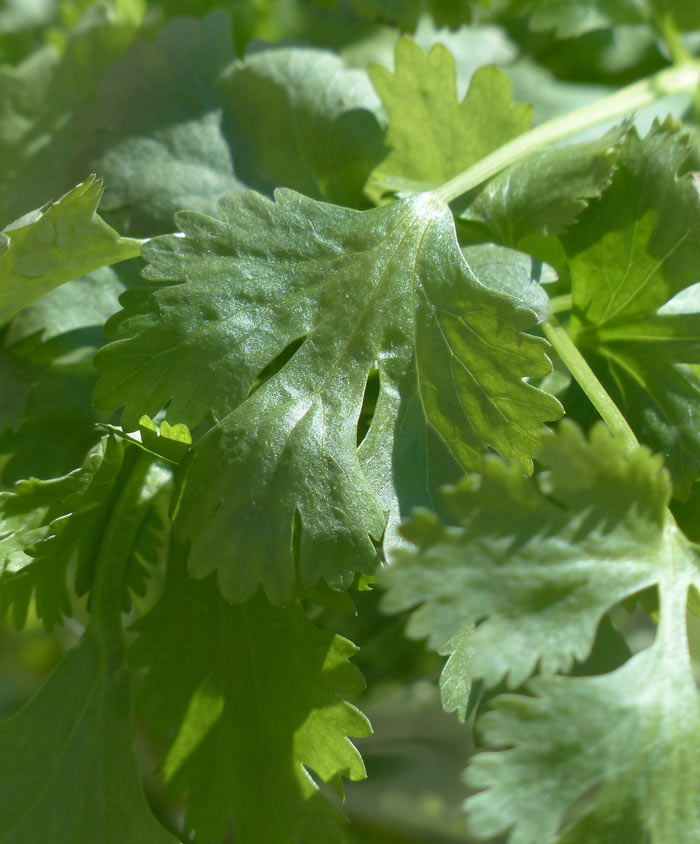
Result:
[0, 435, 169, 627]
[565, 123, 700, 495]
[95, 188, 561, 602]
[78, 10, 240, 236]
[508, 0, 644, 37]
[368, 38, 532, 195]
[380, 423, 669, 688]
[131, 543, 370, 844]
[381, 423, 700, 842]
[0, 261, 142, 484]
[0, 438, 175, 844]
[0, 2, 143, 226]
[0, 177, 140, 325]
[218, 45, 384, 208]
[458, 127, 626, 246]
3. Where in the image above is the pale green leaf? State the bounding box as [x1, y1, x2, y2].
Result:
[95, 189, 561, 602]
[368, 38, 531, 194]
[131, 544, 370, 844]
[0, 176, 141, 326]
[380, 422, 669, 689]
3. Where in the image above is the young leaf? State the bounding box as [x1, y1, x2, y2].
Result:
[458, 127, 626, 245]
[368, 38, 531, 194]
[0, 176, 141, 325]
[380, 422, 669, 689]
[0, 435, 169, 627]
[95, 188, 561, 602]
[131, 544, 370, 844]
[565, 123, 700, 495]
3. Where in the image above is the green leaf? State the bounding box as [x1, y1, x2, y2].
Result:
[380, 422, 670, 689]
[508, 0, 644, 38]
[0, 261, 142, 485]
[381, 422, 700, 842]
[565, 123, 700, 495]
[649, 0, 700, 29]
[0, 618, 176, 843]
[368, 38, 531, 195]
[218, 45, 384, 208]
[0, 3, 143, 226]
[316, 0, 476, 30]
[0, 435, 170, 627]
[80, 10, 241, 236]
[0, 176, 141, 326]
[458, 127, 626, 245]
[95, 189, 561, 602]
[131, 543, 370, 844]
[0, 439, 174, 844]
[0, 436, 125, 629]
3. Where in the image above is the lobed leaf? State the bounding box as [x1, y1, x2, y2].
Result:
[368, 38, 532, 195]
[131, 544, 370, 844]
[565, 122, 700, 495]
[95, 188, 561, 602]
[0, 176, 141, 326]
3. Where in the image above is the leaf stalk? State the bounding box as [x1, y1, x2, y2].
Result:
[542, 315, 639, 454]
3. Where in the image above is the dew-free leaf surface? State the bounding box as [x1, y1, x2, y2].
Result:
[131, 544, 370, 844]
[381, 423, 700, 843]
[95, 188, 560, 602]
[565, 123, 700, 495]
[0, 177, 140, 326]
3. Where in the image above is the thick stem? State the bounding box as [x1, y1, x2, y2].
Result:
[432, 61, 700, 205]
[542, 315, 639, 454]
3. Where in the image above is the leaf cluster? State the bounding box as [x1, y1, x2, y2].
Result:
[3, 1, 700, 843]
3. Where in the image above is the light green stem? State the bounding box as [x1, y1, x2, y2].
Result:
[433, 61, 700, 205]
[542, 315, 639, 454]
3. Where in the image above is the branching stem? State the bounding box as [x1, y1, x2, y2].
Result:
[433, 61, 700, 205]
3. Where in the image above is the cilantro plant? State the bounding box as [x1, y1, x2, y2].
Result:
[3, 1, 700, 842]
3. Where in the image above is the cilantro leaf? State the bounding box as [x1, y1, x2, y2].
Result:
[316, 0, 476, 30]
[0, 619, 176, 843]
[381, 422, 700, 841]
[0, 438, 175, 844]
[0, 3, 142, 226]
[131, 543, 370, 844]
[0, 177, 141, 326]
[80, 10, 241, 236]
[95, 189, 560, 602]
[508, 0, 644, 38]
[1, 261, 142, 484]
[218, 45, 384, 208]
[565, 123, 700, 495]
[380, 422, 669, 688]
[368, 38, 532, 195]
[458, 127, 625, 245]
[0, 435, 170, 627]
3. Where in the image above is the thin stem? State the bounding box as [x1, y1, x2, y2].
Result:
[549, 294, 572, 314]
[432, 61, 700, 205]
[542, 315, 639, 454]
[655, 12, 692, 66]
